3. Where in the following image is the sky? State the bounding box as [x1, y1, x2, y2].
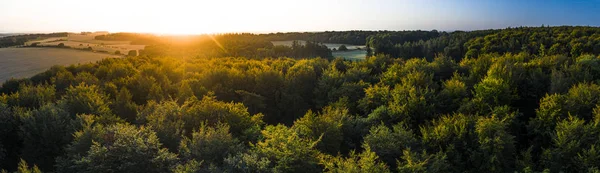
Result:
[0, 0, 599, 34]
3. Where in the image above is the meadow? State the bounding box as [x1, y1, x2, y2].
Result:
[0, 47, 120, 83]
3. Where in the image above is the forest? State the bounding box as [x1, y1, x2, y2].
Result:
[2, 26, 600, 172]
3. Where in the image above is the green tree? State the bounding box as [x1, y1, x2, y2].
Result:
[179, 123, 243, 166]
[396, 149, 449, 173]
[363, 123, 419, 168]
[56, 123, 178, 173]
[254, 125, 321, 173]
[293, 106, 349, 154]
[59, 83, 112, 118]
[20, 104, 77, 171]
[111, 87, 138, 122]
[319, 147, 390, 173]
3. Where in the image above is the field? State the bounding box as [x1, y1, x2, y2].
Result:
[272, 40, 367, 60]
[25, 33, 145, 55]
[332, 50, 367, 60]
[0, 47, 121, 83]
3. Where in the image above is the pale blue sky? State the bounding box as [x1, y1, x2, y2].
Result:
[1, 0, 599, 34]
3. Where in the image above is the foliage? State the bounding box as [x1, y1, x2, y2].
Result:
[2, 26, 600, 172]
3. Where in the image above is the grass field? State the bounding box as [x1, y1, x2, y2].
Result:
[332, 50, 367, 60]
[0, 47, 121, 83]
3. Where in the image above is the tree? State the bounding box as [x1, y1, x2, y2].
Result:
[179, 123, 242, 167]
[56, 123, 178, 173]
[254, 125, 321, 173]
[5, 85, 55, 109]
[59, 83, 112, 118]
[111, 88, 137, 122]
[128, 50, 137, 56]
[473, 76, 516, 107]
[15, 159, 42, 173]
[319, 147, 391, 173]
[396, 149, 449, 173]
[20, 104, 77, 171]
[338, 45, 348, 51]
[363, 123, 419, 168]
[293, 106, 350, 154]
[0, 103, 22, 171]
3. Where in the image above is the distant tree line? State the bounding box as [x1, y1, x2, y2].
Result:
[367, 26, 600, 61]
[0, 33, 68, 48]
[133, 33, 333, 59]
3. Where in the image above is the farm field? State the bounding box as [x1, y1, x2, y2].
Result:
[25, 33, 145, 55]
[0, 47, 121, 83]
[272, 40, 367, 60]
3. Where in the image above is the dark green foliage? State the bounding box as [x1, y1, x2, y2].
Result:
[56, 123, 178, 173]
[0, 104, 22, 171]
[396, 149, 449, 173]
[110, 88, 137, 122]
[363, 123, 419, 169]
[20, 104, 77, 171]
[179, 123, 243, 167]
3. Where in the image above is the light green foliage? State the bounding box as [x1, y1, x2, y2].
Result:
[420, 114, 477, 171]
[223, 151, 272, 173]
[254, 125, 321, 173]
[473, 76, 516, 107]
[6, 85, 55, 109]
[59, 83, 112, 117]
[473, 116, 516, 172]
[396, 149, 449, 173]
[320, 147, 390, 173]
[359, 84, 391, 113]
[293, 106, 349, 154]
[172, 160, 203, 173]
[541, 116, 600, 172]
[16, 159, 42, 173]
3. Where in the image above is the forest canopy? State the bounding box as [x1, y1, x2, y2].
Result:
[3, 26, 600, 172]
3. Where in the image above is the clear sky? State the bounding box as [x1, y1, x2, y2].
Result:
[1, 0, 599, 34]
